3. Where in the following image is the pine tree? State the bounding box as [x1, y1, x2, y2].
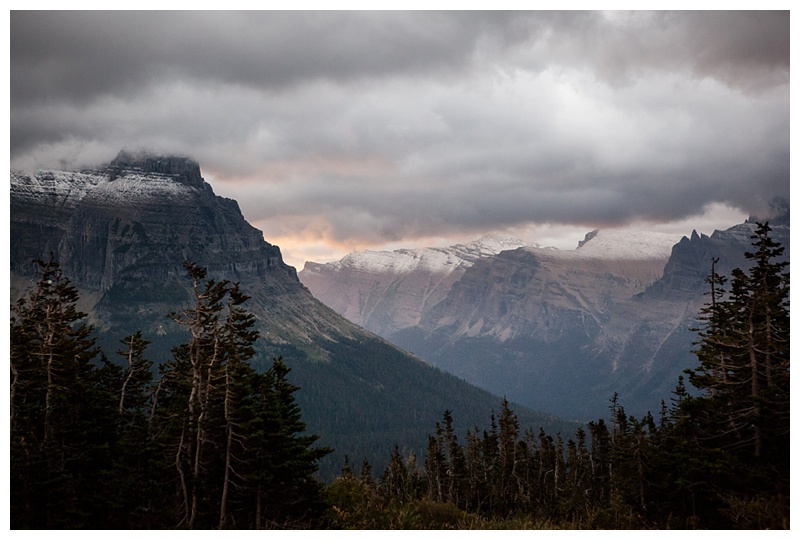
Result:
[686, 224, 788, 458]
[496, 398, 522, 512]
[10, 257, 110, 528]
[380, 444, 418, 503]
[248, 357, 331, 528]
[441, 410, 467, 506]
[151, 263, 330, 528]
[681, 222, 789, 527]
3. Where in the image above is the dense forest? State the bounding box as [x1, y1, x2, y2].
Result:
[10, 223, 789, 529]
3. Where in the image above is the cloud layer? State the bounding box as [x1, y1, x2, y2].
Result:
[11, 11, 789, 264]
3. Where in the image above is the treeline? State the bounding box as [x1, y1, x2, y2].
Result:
[325, 222, 789, 529]
[10, 223, 789, 529]
[10, 261, 330, 529]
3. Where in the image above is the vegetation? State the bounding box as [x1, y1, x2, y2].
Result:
[10, 223, 789, 529]
[11, 259, 330, 529]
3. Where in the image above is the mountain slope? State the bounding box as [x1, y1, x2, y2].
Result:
[300, 235, 526, 337]
[10, 151, 579, 478]
[387, 230, 679, 418]
[389, 221, 788, 419]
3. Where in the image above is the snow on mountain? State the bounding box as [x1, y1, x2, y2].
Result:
[86, 172, 201, 205]
[11, 164, 205, 215]
[10, 170, 106, 209]
[299, 229, 688, 338]
[299, 235, 527, 336]
[505, 229, 682, 285]
[318, 234, 527, 275]
[573, 229, 682, 260]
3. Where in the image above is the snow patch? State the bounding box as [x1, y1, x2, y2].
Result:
[330, 235, 527, 275]
[523, 229, 680, 261]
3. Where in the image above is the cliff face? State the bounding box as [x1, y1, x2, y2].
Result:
[13, 155, 292, 289]
[417, 238, 673, 345]
[10, 153, 370, 348]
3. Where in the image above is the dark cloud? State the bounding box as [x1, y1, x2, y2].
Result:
[11, 11, 531, 106]
[511, 11, 789, 91]
[10, 10, 789, 263]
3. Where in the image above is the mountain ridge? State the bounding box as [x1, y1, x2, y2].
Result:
[300, 235, 527, 336]
[300, 213, 788, 419]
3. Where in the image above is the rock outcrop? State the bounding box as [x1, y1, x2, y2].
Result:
[11, 152, 317, 346]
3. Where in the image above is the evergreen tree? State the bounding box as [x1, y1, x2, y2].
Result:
[98, 333, 163, 528]
[441, 410, 467, 506]
[688, 223, 789, 460]
[151, 263, 331, 528]
[249, 357, 332, 528]
[380, 445, 415, 503]
[682, 222, 789, 527]
[10, 257, 110, 528]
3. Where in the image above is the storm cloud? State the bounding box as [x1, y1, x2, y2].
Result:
[10, 10, 789, 265]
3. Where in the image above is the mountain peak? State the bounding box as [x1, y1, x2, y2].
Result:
[464, 234, 526, 254]
[108, 149, 204, 188]
[577, 230, 600, 249]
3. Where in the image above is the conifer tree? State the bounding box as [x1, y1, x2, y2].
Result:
[248, 357, 331, 528]
[682, 222, 789, 527]
[10, 257, 108, 528]
[688, 223, 789, 459]
[152, 264, 330, 528]
[380, 445, 414, 502]
[441, 410, 467, 506]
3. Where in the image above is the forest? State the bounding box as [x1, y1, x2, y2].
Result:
[9, 223, 789, 529]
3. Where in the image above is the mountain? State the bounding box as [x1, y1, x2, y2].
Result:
[299, 235, 526, 337]
[9, 151, 579, 478]
[585, 216, 790, 415]
[304, 230, 678, 419]
[302, 219, 789, 420]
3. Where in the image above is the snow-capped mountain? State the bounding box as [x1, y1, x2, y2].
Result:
[11, 151, 576, 478]
[300, 229, 679, 340]
[299, 235, 526, 336]
[302, 217, 788, 420]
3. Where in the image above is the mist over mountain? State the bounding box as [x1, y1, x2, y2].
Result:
[10, 152, 578, 478]
[302, 215, 789, 420]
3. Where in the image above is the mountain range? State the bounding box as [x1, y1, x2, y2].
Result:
[9, 151, 578, 478]
[300, 206, 789, 420]
[300, 234, 528, 337]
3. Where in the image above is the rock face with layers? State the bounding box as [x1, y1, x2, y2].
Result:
[417, 230, 680, 345]
[11, 151, 313, 345]
[389, 230, 684, 418]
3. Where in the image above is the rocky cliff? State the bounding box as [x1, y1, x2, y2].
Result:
[418, 231, 679, 344]
[11, 152, 326, 347]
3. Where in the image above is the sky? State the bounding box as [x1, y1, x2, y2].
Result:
[9, 9, 791, 269]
